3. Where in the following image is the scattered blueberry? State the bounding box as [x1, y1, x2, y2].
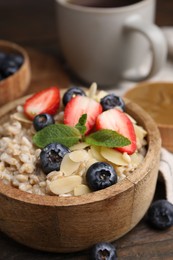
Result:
[86, 162, 117, 191]
[147, 199, 173, 230]
[0, 51, 23, 80]
[40, 143, 70, 174]
[100, 94, 125, 111]
[90, 242, 117, 260]
[33, 113, 55, 131]
[62, 86, 86, 106]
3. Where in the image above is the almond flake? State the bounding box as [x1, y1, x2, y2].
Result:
[101, 147, 129, 166]
[12, 112, 32, 124]
[60, 153, 80, 176]
[95, 90, 108, 102]
[74, 184, 91, 196]
[86, 158, 98, 169]
[88, 82, 97, 98]
[134, 124, 147, 141]
[69, 150, 89, 162]
[90, 146, 105, 161]
[49, 175, 82, 195]
[70, 142, 89, 151]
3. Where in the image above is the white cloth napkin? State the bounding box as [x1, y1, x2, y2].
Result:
[159, 148, 173, 204]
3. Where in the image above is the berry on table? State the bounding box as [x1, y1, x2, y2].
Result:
[62, 86, 86, 106]
[90, 242, 117, 260]
[147, 199, 173, 230]
[40, 143, 70, 174]
[100, 94, 125, 111]
[86, 162, 117, 191]
[33, 113, 55, 131]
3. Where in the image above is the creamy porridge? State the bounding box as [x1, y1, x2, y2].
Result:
[0, 83, 147, 196]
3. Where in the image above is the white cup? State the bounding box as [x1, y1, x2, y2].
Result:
[55, 0, 167, 86]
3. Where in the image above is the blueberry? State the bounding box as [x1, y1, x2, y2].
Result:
[40, 143, 70, 174]
[1, 59, 18, 78]
[0, 51, 24, 80]
[100, 94, 125, 111]
[9, 53, 24, 67]
[63, 87, 86, 106]
[90, 242, 117, 260]
[86, 162, 117, 191]
[0, 52, 7, 64]
[147, 199, 173, 230]
[33, 113, 55, 131]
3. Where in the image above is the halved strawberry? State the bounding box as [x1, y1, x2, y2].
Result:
[24, 86, 60, 120]
[96, 108, 137, 154]
[64, 95, 102, 134]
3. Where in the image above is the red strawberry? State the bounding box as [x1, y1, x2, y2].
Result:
[64, 95, 102, 134]
[96, 108, 137, 154]
[24, 86, 60, 120]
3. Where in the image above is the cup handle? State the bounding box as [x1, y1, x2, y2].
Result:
[122, 15, 167, 81]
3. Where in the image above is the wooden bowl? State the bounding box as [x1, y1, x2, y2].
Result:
[0, 40, 31, 106]
[124, 82, 173, 152]
[0, 94, 161, 253]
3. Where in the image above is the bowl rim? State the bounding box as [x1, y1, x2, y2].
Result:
[0, 39, 30, 83]
[0, 94, 161, 207]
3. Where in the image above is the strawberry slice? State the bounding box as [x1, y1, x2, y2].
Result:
[24, 87, 60, 120]
[64, 95, 102, 134]
[96, 108, 137, 154]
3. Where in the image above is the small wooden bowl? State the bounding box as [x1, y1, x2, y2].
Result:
[124, 82, 173, 152]
[0, 40, 31, 106]
[0, 94, 161, 253]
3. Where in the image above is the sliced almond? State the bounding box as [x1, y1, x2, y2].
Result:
[88, 82, 97, 98]
[90, 146, 105, 161]
[134, 124, 147, 141]
[86, 158, 98, 169]
[101, 147, 128, 166]
[69, 150, 89, 162]
[95, 90, 108, 102]
[70, 142, 90, 151]
[130, 152, 144, 168]
[47, 171, 64, 181]
[74, 184, 91, 196]
[12, 112, 32, 124]
[49, 175, 82, 195]
[60, 153, 80, 176]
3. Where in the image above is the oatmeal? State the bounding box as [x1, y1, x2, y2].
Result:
[0, 83, 147, 196]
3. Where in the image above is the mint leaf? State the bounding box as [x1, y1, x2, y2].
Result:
[85, 129, 131, 148]
[75, 114, 87, 135]
[33, 124, 81, 148]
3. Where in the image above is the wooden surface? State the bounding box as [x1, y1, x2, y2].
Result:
[0, 0, 173, 259]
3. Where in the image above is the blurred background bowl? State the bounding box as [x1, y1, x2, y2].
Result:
[0, 40, 31, 106]
[124, 82, 173, 152]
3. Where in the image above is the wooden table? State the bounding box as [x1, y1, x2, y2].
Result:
[0, 1, 173, 259]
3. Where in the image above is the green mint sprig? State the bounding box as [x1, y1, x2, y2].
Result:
[33, 114, 131, 148]
[75, 114, 87, 136]
[33, 124, 81, 148]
